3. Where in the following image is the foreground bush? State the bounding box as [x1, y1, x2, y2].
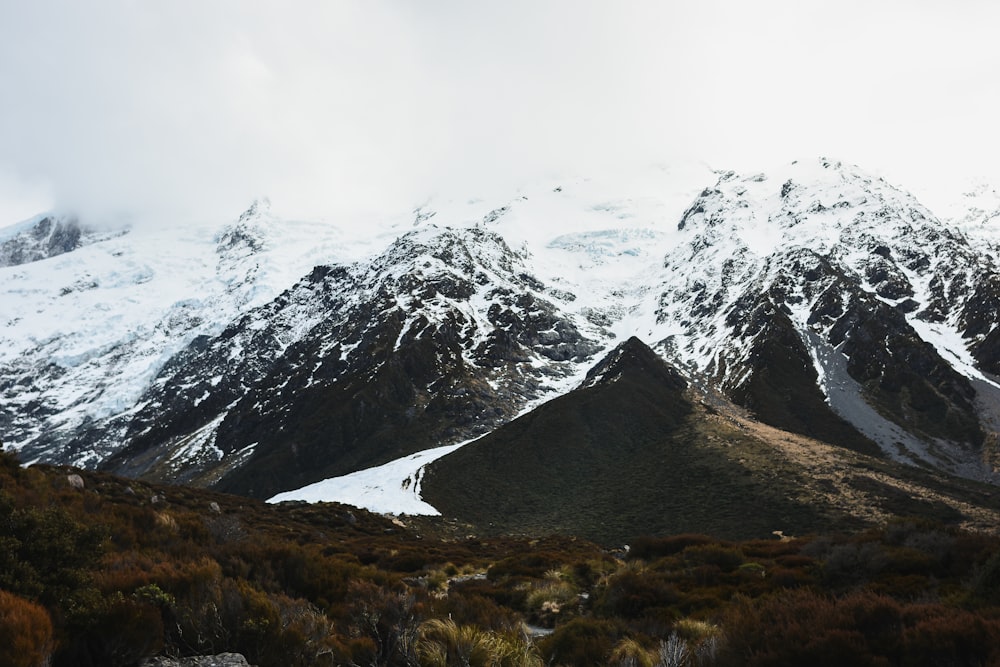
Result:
[4, 453, 1000, 667]
[719, 588, 1000, 667]
[539, 617, 624, 667]
[0, 590, 54, 667]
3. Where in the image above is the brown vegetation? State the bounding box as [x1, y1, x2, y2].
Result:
[0, 589, 53, 667]
[3, 450, 1000, 666]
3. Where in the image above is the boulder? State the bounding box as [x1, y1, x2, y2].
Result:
[141, 653, 251, 667]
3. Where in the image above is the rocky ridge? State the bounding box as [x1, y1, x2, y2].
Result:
[102, 224, 600, 498]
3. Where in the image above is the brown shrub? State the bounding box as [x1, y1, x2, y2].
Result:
[867, 574, 934, 599]
[681, 544, 745, 573]
[78, 596, 164, 667]
[430, 593, 522, 632]
[740, 537, 809, 559]
[840, 592, 903, 659]
[450, 577, 529, 611]
[596, 570, 680, 619]
[773, 554, 818, 570]
[719, 590, 898, 667]
[0, 590, 54, 667]
[537, 617, 624, 667]
[900, 604, 1000, 667]
[767, 565, 814, 589]
[380, 548, 430, 573]
[346, 580, 422, 667]
[488, 551, 567, 581]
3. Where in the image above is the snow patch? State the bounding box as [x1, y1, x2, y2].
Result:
[267, 440, 471, 514]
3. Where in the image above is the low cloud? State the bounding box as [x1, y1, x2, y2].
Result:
[1, 1, 998, 226]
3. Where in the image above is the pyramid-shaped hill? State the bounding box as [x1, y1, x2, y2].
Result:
[420, 337, 845, 545]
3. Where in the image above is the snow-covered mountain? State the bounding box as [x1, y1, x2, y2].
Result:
[0, 214, 127, 268]
[940, 181, 1000, 260]
[646, 160, 1000, 478]
[0, 199, 367, 466]
[3, 158, 1000, 503]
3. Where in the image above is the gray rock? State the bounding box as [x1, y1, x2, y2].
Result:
[141, 652, 251, 667]
[66, 473, 85, 490]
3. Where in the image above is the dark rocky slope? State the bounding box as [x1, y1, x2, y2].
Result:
[422, 338, 836, 544]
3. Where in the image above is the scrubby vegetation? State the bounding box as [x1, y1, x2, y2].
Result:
[4, 449, 1000, 666]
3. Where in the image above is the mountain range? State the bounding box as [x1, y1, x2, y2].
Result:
[3, 158, 1000, 541]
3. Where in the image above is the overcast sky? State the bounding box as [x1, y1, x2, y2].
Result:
[1, 1, 998, 226]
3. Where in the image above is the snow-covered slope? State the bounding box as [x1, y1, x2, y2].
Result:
[939, 181, 1000, 260]
[4, 159, 1000, 503]
[0, 199, 393, 465]
[266, 440, 469, 515]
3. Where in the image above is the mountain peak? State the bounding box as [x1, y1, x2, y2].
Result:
[676, 158, 927, 249]
[217, 199, 275, 257]
[238, 197, 272, 223]
[580, 336, 687, 391]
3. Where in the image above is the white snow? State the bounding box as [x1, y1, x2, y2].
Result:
[908, 317, 1000, 390]
[266, 441, 470, 514]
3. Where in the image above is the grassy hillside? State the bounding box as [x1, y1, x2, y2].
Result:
[421, 367, 838, 544]
[422, 339, 1000, 546]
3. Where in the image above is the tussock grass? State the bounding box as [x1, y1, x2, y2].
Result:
[417, 618, 542, 667]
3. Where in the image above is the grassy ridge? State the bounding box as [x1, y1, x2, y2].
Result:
[423, 337, 1000, 546]
[424, 338, 842, 544]
[422, 384, 838, 544]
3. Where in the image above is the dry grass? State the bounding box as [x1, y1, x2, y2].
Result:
[693, 389, 1000, 534]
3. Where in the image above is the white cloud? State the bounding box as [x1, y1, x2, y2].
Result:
[0, 165, 52, 225]
[1, 1, 998, 226]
